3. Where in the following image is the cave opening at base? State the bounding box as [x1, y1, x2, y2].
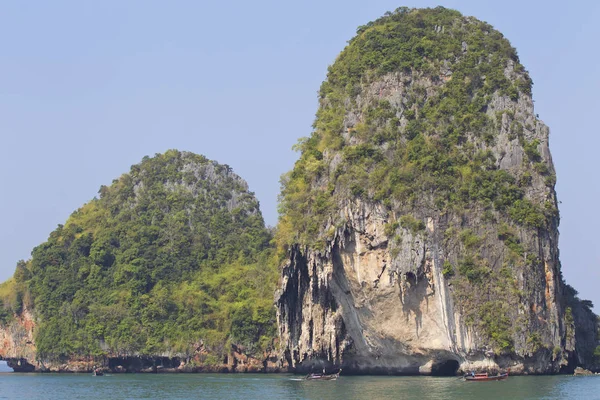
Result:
[559, 352, 577, 374]
[431, 359, 460, 376]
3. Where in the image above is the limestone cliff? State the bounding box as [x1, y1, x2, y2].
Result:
[276, 7, 597, 375]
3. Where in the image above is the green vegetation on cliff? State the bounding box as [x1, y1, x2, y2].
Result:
[276, 7, 561, 354]
[0, 279, 18, 325]
[277, 7, 550, 251]
[3, 150, 278, 361]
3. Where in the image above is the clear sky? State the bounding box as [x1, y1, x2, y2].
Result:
[1, 1, 598, 309]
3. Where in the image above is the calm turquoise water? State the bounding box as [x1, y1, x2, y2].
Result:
[0, 373, 599, 399]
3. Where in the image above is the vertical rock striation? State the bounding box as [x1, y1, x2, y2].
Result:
[0, 307, 36, 371]
[276, 7, 597, 374]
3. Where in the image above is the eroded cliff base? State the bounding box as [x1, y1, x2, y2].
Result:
[1, 349, 285, 374]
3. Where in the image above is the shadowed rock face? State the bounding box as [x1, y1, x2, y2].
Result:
[4, 358, 35, 372]
[275, 7, 598, 375]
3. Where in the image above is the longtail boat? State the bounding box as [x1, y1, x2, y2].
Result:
[464, 371, 508, 381]
[305, 369, 341, 381]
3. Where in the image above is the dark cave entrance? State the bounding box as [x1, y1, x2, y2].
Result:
[559, 352, 577, 374]
[431, 359, 460, 376]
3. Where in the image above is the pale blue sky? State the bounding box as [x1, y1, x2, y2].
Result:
[1, 1, 598, 309]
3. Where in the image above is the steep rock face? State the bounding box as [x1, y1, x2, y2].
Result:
[566, 286, 599, 370]
[276, 7, 597, 374]
[0, 307, 36, 371]
[278, 198, 563, 374]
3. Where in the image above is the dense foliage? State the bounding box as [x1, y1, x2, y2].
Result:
[3, 150, 278, 361]
[0, 279, 18, 325]
[277, 7, 551, 250]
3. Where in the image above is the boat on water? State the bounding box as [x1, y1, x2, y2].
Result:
[464, 371, 508, 382]
[92, 368, 104, 376]
[305, 369, 341, 381]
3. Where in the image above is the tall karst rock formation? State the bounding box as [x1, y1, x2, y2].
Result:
[276, 7, 597, 375]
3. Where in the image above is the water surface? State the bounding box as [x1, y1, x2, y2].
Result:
[0, 361, 12, 372]
[0, 373, 598, 399]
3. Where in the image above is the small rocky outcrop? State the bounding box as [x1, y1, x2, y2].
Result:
[573, 367, 594, 376]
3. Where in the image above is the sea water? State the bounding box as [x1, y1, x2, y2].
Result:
[0, 372, 599, 399]
[0, 362, 12, 373]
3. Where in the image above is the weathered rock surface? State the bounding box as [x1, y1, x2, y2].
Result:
[0, 307, 36, 371]
[277, 198, 570, 374]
